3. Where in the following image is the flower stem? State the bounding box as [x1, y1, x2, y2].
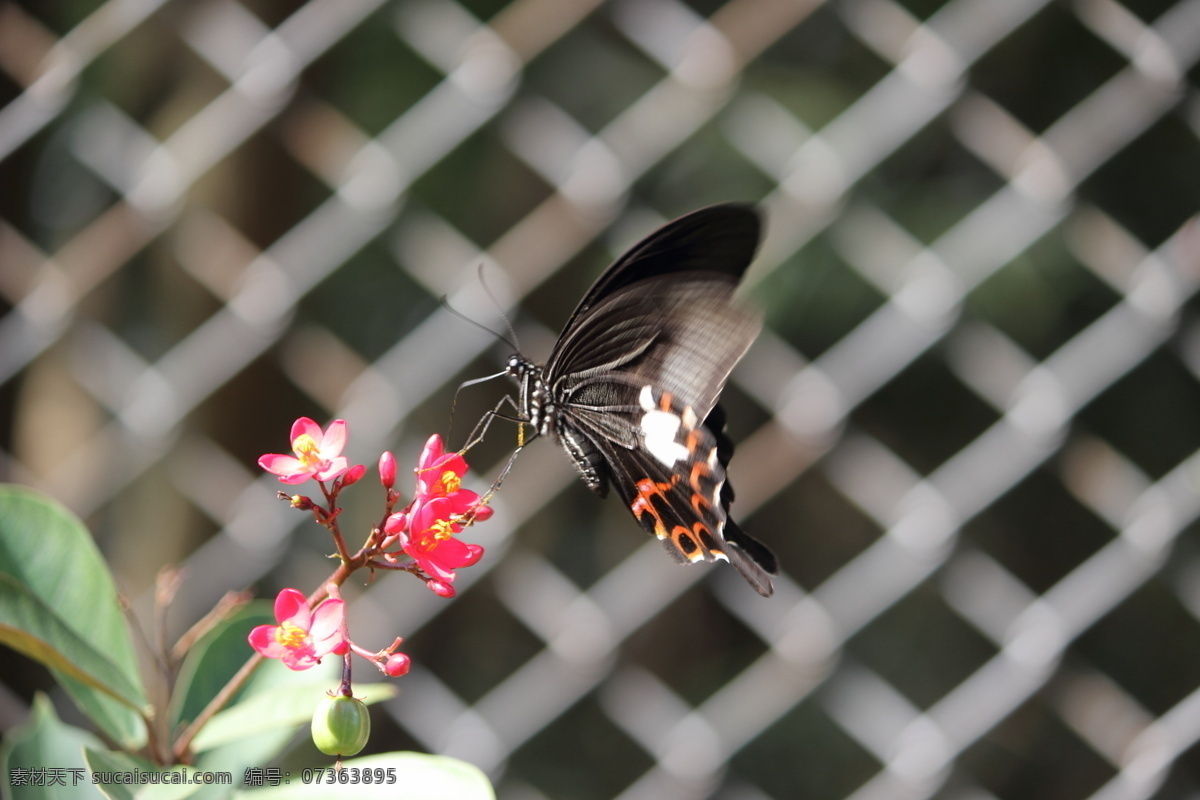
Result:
[318, 481, 353, 563]
[339, 652, 353, 697]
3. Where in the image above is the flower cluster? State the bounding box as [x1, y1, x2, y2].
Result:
[381, 435, 492, 597]
[250, 418, 491, 680]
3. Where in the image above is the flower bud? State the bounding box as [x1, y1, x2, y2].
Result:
[339, 464, 367, 488]
[466, 503, 494, 523]
[426, 579, 456, 598]
[383, 511, 408, 535]
[379, 451, 397, 490]
[311, 694, 370, 757]
[383, 653, 411, 677]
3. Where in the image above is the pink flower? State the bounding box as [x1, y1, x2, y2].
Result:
[400, 497, 484, 583]
[415, 435, 469, 497]
[248, 588, 348, 671]
[413, 434, 493, 520]
[259, 418, 351, 485]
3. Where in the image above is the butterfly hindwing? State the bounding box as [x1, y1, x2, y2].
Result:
[580, 386, 774, 595]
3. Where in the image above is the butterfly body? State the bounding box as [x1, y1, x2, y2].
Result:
[505, 203, 778, 596]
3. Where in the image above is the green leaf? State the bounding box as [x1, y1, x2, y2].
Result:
[83, 750, 202, 800]
[170, 602, 275, 733]
[234, 752, 495, 800]
[184, 652, 342, 799]
[0, 576, 146, 711]
[0, 485, 146, 748]
[0, 694, 107, 800]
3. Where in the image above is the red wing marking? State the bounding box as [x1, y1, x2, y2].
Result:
[626, 386, 732, 565]
[631, 476, 676, 539]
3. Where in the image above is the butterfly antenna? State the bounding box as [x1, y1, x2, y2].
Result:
[440, 294, 518, 351]
[476, 263, 521, 353]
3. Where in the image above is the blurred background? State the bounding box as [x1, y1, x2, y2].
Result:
[2, 0, 1200, 797]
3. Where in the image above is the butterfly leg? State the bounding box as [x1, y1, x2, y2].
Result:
[458, 393, 525, 455]
[457, 394, 543, 509]
[475, 440, 530, 507]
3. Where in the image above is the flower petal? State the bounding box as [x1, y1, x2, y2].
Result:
[413, 496, 456, 532]
[433, 536, 472, 565]
[280, 647, 318, 671]
[418, 536, 476, 581]
[462, 543, 485, 567]
[258, 454, 308, 478]
[418, 434, 445, 472]
[320, 419, 348, 458]
[308, 598, 346, 647]
[436, 453, 468, 476]
[405, 545, 456, 581]
[314, 457, 349, 482]
[248, 624, 287, 659]
[290, 417, 322, 445]
[273, 588, 310, 628]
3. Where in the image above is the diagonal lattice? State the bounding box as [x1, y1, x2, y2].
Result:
[2, 0, 1200, 798]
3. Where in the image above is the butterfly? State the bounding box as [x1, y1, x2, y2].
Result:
[500, 203, 778, 596]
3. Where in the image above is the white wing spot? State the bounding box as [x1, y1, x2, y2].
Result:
[639, 386, 689, 466]
[642, 409, 689, 466]
[638, 385, 656, 411]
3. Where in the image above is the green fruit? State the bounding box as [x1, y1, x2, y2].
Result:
[311, 695, 370, 757]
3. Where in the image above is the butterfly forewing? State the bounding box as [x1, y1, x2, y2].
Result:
[548, 274, 760, 423]
[561, 204, 762, 333]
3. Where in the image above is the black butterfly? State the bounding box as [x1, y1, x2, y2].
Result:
[501, 203, 778, 596]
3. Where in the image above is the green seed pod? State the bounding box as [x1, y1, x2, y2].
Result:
[311, 694, 370, 757]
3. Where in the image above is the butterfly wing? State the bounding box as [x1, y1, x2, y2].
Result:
[560, 203, 762, 336]
[572, 387, 776, 596]
[547, 272, 760, 427]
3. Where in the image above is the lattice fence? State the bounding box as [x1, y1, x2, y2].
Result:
[3, 0, 1200, 798]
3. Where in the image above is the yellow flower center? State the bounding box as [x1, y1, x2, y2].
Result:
[293, 433, 322, 468]
[439, 470, 461, 493]
[275, 623, 309, 649]
[430, 518, 457, 541]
